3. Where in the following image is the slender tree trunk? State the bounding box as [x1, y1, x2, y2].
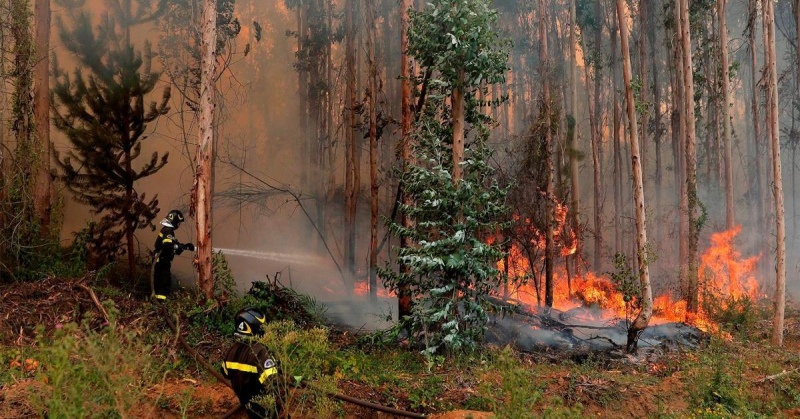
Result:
[539, 0, 554, 307]
[611, 20, 622, 254]
[325, 0, 335, 237]
[344, 0, 357, 278]
[398, 0, 414, 318]
[568, 0, 581, 270]
[762, 0, 786, 346]
[649, 7, 663, 239]
[717, 0, 735, 230]
[592, 0, 603, 271]
[638, 0, 649, 194]
[749, 0, 763, 262]
[669, 3, 688, 291]
[33, 0, 50, 233]
[194, 0, 217, 301]
[680, 0, 699, 314]
[616, 0, 652, 352]
[366, 0, 379, 302]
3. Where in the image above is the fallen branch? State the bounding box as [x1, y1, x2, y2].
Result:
[75, 283, 110, 325]
[755, 368, 800, 383]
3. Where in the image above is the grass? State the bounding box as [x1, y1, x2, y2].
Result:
[3, 281, 800, 418]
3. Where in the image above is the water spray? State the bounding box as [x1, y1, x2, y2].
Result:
[212, 247, 328, 266]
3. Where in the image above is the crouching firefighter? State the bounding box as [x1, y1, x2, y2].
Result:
[222, 308, 286, 418]
[151, 209, 195, 300]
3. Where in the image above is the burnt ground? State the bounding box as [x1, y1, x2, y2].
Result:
[2, 277, 800, 418]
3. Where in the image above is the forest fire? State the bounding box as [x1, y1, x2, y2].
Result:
[353, 280, 395, 298]
[497, 225, 763, 336]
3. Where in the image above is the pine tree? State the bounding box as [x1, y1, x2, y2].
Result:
[52, 5, 170, 283]
[381, 0, 510, 356]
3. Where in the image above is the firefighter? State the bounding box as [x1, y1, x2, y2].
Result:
[222, 307, 284, 419]
[151, 209, 194, 300]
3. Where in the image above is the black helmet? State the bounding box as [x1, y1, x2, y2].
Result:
[234, 307, 266, 338]
[162, 209, 185, 229]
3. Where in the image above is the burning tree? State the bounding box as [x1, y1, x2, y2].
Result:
[381, 0, 509, 356]
[52, 1, 170, 282]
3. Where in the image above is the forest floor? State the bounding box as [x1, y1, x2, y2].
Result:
[2, 277, 800, 418]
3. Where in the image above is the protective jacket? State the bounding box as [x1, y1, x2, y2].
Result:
[222, 341, 281, 418]
[151, 226, 184, 299]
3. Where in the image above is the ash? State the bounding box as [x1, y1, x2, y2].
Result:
[485, 305, 706, 359]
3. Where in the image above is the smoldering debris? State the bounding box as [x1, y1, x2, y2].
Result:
[485, 305, 705, 358]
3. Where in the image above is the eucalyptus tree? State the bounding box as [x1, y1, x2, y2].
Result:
[382, 0, 510, 355]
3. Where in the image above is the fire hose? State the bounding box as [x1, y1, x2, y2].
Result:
[156, 304, 426, 418]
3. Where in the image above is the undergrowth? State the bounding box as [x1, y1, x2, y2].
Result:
[30, 303, 161, 418]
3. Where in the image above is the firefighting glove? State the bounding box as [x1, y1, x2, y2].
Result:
[184, 243, 195, 252]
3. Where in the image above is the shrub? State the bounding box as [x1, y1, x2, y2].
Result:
[254, 320, 339, 417]
[31, 304, 160, 418]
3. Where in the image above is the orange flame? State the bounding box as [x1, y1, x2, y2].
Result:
[353, 280, 396, 298]
[497, 225, 762, 333]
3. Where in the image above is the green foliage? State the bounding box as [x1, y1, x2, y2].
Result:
[31, 304, 160, 418]
[51, 2, 171, 267]
[0, 0, 46, 280]
[687, 339, 758, 418]
[608, 253, 641, 322]
[381, 0, 511, 358]
[255, 320, 339, 417]
[484, 346, 542, 416]
[211, 250, 236, 303]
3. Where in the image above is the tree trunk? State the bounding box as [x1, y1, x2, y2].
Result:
[591, 0, 603, 271]
[398, 0, 414, 318]
[344, 0, 357, 278]
[539, 0, 554, 307]
[750, 0, 763, 229]
[611, 19, 622, 254]
[617, 0, 653, 352]
[763, 0, 786, 346]
[568, 0, 580, 270]
[33, 0, 50, 233]
[638, 0, 649, 195]
[680, 0, 699, 314]
[194, 0, 217, 301]
[366, 0, 379, 302]
[649, 6, 663, 241]
[325, 0, 335, 239]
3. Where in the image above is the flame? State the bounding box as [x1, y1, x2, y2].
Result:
[353, 280, 396, 298]
[497, 225, 762, 333]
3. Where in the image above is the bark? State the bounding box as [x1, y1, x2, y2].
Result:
[398, 0, 413, 318]
[763, 0, 786, 346]
[194, 0, 217, 301]
[718, 0, 736, 294]
[325, 0, 335, 233]
[611, 18, 622, 254]
[750, 0, 763, 227]
[616, 0, 653, 352]
[344, 0, 357, 277]
[680, 0, 699, 314]
[649, 5, 663, 237]
[366, 0, 379, 302]
[591, 0, 603, 271]
[568, 0, 580, 270]
[670, 2, 688, 291]
[33, 0, 50, 232]
[638, 0, 648, 194]
[539, 0, 554, 307]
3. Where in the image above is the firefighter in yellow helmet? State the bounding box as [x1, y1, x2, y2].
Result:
[151, 210, 194, 300]
[222, 307, 285, 418]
